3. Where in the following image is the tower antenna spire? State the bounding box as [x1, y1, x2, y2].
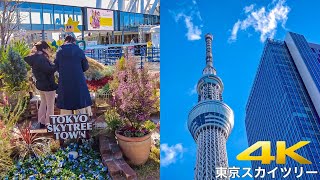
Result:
[205, 33, 213, 67]
[203, 33, 216, 75]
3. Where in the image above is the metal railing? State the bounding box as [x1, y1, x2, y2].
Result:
[85, 45, 160, 65]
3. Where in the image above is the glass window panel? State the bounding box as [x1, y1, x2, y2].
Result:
[137, 14, 143, 24]
[31, 12, 41, 24]
[113, 11, 118, 31]
[54, 5, 63, 25]
[20, 11, 30, 24]
[144, 14, 150, 25]
[77, 15, 83, 25]
[129, 13, 135, 27]
[18, 2, 30, 24]
[120, 12, 124, 30]
[124, 12, 129, 29]
[74, 7, 82, 25]
[63, 6, 73, 24]
[30, 3, 42, 24]
[43, 4, 53, 24]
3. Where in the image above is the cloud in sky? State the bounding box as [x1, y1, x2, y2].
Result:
[188, 83, 197, 96]
[171, 0, 203, 41]
[229, 0, 290, 42]
[244, 4, 255, 13]
[161, 143, 185, 166]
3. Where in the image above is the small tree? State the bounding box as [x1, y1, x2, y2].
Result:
[0, 0, 22, 47]
[0, 48, 28, 93]
[113, 58, 157, 137]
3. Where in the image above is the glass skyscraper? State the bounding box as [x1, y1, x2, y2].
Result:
[246, 32, 320, 179]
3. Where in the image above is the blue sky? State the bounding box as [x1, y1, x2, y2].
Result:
[160, 0, 320, 179]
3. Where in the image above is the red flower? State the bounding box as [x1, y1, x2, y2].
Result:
[86, 76, 113, 91]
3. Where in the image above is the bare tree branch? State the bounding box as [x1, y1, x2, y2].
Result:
[0, 0, 22, 46]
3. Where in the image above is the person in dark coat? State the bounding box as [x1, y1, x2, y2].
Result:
[24, 41, 57, 128]
[54, 36, 92, 115]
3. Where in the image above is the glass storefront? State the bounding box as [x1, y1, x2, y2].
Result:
[118, 11, 160, 32]
[13, 2, 159, 32]
[15, 2, 85, 31]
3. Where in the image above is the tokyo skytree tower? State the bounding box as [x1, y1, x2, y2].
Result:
[188, 33, 234, 180]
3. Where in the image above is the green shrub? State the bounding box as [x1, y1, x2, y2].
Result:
[144, 120, 156, 132]
[0, 48, 28, 93]
[12, 122, 52, 160]
[10, 40, 30, 59]
[104, 108, 123, 133]
[97, 84, 111, 97]
[0, 96, 28, 128]
[0, 125, 14, 178]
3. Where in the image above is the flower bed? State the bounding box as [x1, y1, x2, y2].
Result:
[5, 139, 111, 180]
[86, 76, 112, 92]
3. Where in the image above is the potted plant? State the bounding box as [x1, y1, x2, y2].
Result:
[112, 58, 157, 165]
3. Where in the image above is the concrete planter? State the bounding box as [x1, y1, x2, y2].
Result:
[115, 131, 152, 166]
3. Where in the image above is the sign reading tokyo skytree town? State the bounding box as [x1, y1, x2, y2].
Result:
[47, 114, 93, 140]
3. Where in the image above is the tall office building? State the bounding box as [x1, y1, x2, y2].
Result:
[246, 32, 320, 179]
[188, 34, 234, 179]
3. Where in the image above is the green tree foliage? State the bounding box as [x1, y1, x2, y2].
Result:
[10, 40, 30, 59]
[0, 48, 28, 93]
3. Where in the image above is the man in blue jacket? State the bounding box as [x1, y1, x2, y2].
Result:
[54, 36, 92, 115]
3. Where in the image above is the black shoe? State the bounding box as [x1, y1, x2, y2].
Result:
[39, 123, 46, 129]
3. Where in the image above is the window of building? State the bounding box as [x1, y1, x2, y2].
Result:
[120, 12, 130, 31]
[30, 3, 43, 30]
[30, 3, 42, 24]
[63, 6, 73, 24]
[74, 7, 82, 26]
[43, 4, 54, 30]
[113, 11, 119, 31]
[18, 2, 31, 25]
[54, 5, 63, 25]
[143, 14, 150, 25]
[135, 13, 143, 25]
[54, 5, 65, 30]
[129, 13, 135, 28]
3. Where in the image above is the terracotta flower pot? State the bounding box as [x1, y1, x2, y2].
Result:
[115, 131, 152, 165]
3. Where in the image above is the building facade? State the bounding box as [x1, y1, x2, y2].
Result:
[3, 1, 159, 44]
[285, 32, 320, 119]
[246, 32, 320, 179]
[188, 34, 234, 180]
[22, 0, 160, 15]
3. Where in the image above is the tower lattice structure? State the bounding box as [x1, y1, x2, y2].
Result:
[188, 33, 234, 180]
